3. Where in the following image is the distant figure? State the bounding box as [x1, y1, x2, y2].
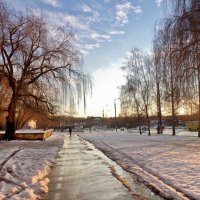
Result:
[69, 127, 72, 137]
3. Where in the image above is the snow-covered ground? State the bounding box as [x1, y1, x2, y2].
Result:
[0, 132, 65, 200]
[79, 129, 200, 200]
[0, 129, 53, 134]
[1, 128, 199, 200]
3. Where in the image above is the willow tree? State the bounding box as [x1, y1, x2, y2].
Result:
[0, 1, 91, 140]
[161, 0, 200, 136]
[153, 0, 200, 136]
[172, 0, 200, 136]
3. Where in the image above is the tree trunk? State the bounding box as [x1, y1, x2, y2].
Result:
[146, 112, 151, 136]
[198, 67, 200, 137]
[170, 59, 176, 136]
[137, 114, 142, 134]
[5, 117, 15, 140]
[157, 82, 163, 134]
[171, 104, 176, 136]
[139, 125, 142, 134]
[147, 121, 151, 136]
[155, 60, 163, 135]
[4, 100, 16, 140]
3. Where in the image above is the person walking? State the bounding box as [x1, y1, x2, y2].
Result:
[69, 127, 72, 137]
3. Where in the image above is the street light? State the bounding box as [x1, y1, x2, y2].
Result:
[114, 98, 120, 132]
[102, 105, 108, 128]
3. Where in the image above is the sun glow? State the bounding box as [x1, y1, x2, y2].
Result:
[78, 60, 125, 117]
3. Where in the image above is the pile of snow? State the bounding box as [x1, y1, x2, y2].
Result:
[0, 129, 53, 134]
[79, 130, 200, 200]
[0, 132, 65, 199]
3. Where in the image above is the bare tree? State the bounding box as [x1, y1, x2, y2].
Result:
[120, 48, 154, 136]
[141, 55, 154, 136]
[153, 28, 165, 134]
[0, 1, 91, 140]
[120, 79, 143, 134]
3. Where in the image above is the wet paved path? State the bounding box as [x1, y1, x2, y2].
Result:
[44, 135, 162, 200]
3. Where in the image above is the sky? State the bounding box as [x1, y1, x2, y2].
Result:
[8, 0, 165, 117]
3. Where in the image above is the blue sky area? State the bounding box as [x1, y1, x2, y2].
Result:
[8, 0, 165, 117]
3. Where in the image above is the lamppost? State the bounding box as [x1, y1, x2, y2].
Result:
[102, 105, 108, 128]
[114, 98, 120, 132]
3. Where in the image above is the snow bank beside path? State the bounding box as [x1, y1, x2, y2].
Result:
[0, 132, 65, 199]
[79, 131, 200, 200]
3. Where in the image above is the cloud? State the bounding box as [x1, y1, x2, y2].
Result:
[133, 6, 143, 14]
[32, 4, 121, 56]
[155, 0, 164, 7]
[77, 30, 112, 43]
[79, 43, 101, 55]
[62, 14, 89, 30]
[109, 30, 125, 35]
[81, 3, 100, 23]
[90, 31, 112, 42]
[83, 43, 101, 50]
[43, 11, 89, 31]
[115, 2, 142, 26]
[79, 49, 90, 55]
[40, 10, 113, 55]
[82, 3, 93, 13]
[42, 0, 60, 7]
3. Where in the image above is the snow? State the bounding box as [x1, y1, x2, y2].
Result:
[1, 127, 200, 200]
[0, 129, 53, 134]
[0, 131, 65, 199]
[79, 129, 200, 200]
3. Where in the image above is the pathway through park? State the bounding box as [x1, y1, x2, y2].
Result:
[44, 135, 163, 200]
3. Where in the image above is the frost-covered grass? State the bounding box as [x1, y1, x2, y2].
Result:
[0, 132, 65, 199]
[79, 129, 200, 200]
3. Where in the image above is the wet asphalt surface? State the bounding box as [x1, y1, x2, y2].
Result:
[44, 135, 163, 200]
